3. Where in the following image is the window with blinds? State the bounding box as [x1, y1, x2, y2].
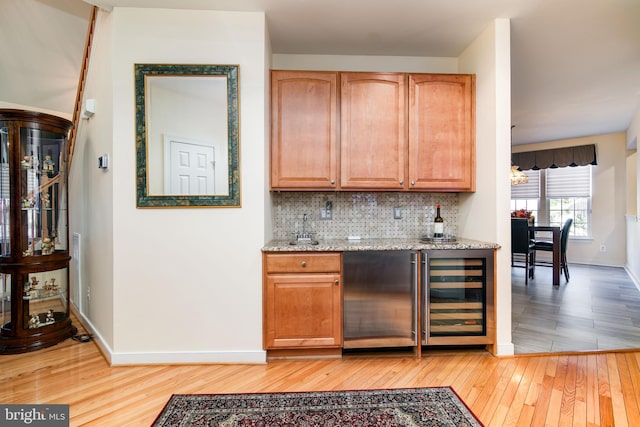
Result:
[546, 165, 592, 237]
[511, 165, 592, 237]
[510, 170, 540, 220]
[546, 165, 592, 198]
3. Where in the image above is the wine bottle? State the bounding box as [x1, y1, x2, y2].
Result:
[434, 205, 444, 238]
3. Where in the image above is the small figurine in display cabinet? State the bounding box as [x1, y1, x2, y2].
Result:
[41, 237, 55, 255]
[30, 276, 39, 289]
[20, 155, 32, 169]
[28, 313, 41, 329]
[41, 192, 51, 209]
[23, 282, 32, 299]
[42, 279, 59, 296]
[21, 192, 37, 209]
[42, 155, 55, 177]
[45, 309, 55, 324]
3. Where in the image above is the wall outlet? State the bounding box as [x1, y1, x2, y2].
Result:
[600, 245, 607, 252]
[325, 201, 332, 220]
[393, 207, 403, 219]
[320, 201, 333, 220]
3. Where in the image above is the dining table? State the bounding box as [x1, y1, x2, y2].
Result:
[532, 225, 562, 286]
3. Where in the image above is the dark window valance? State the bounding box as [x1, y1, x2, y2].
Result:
[511, 144, 597, 171]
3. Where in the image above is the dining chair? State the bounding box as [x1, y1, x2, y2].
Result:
[534, 218, 573, 281]
[511, 218, 535, 284]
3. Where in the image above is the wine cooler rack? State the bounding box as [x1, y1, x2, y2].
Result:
[422, 249, 495, 346]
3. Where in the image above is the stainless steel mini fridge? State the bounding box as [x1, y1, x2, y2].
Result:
[343, 251, 418, 349]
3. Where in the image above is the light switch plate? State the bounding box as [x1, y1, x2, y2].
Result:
[98, 154, 109, 170]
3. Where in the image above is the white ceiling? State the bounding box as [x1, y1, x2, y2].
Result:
[83, 0, 640, 145]
[4, 0, 640, 146]
[0, 0, 93, 118]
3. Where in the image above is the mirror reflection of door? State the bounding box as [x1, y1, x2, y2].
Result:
[164, 135, 217, 195]
[146, 75, 229, 196]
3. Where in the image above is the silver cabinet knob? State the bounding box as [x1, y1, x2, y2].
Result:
[330, 180, 335, 185]
[411, 180, 416, 185]
[399, 180, 404, 185]
[301, 261, 307, 267]
[334, 280, 339, 286]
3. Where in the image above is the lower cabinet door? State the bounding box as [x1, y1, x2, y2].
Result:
[265, 273, 342, 349]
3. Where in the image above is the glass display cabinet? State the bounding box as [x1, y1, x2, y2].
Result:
[0, 109, 76, 353]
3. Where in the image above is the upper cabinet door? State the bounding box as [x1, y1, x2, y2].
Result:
[408, 74, 476, 192]
[271, 71, 338, 189]
[340, 73, 407, 190]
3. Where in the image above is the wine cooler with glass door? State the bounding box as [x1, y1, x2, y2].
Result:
[421, 249, 495, 346]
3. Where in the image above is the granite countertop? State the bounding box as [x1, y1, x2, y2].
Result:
[262, 237, 500, 252]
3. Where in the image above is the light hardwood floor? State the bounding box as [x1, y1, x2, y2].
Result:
[2, 317, 640, 427]
[3, 265, 640, 426]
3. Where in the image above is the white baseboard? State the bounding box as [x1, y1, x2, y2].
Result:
[495, 342, 515, 356]
[565, 260, 626, 268]
[70, 306, 267, 365]
[71, 306, 113, 365]
[625, 265, 640, 291]
[110, 350, 267, 365]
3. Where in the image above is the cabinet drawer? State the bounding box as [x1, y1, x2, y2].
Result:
[265, 253, 341, 273]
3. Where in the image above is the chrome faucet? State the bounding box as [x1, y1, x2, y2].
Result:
[290, 213, 318, 245]
[296, 213, 313, 241]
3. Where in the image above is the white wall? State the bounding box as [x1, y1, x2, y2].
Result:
[272, 54, 458, 73]
[69, 8, 115, 356]
[73, 8, 269, 364]
[627, 215, 640, 286]
[458, 19, 513, 355]
[263, 23, 274, 243]
[513, 133, 628, 267]
[627, 151, 637, 217]
[626, 106, 640, 286]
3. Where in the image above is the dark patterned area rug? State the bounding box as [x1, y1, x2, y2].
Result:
[152, 386, 483, 426]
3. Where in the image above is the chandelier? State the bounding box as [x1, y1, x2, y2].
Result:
[510, 165, 529, 186]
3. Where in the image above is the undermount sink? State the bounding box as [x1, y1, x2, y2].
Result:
[289, 238, 319, 245]
[289, 232, 319, 245]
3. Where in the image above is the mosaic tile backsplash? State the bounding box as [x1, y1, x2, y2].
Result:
[271, 192, 459, 241]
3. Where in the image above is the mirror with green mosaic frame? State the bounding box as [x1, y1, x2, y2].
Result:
[134, 64, 240, 207]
